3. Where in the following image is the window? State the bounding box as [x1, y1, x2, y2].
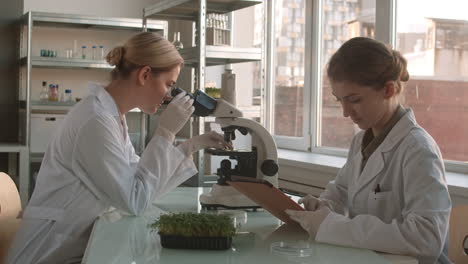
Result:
[271, 0, 378, 151]
[272, 0, 307, 139]
[320, 0, 376, 150]
[396, 0, 468, 164]
[268, 0, 468, 173]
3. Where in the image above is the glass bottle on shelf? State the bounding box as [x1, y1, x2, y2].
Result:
[92, 45, 97, 60]
[73, 40, 78, 58]
[59, 90, 65, 102]
[99, 45, 105, 60]
[81, 46, 87, 59]
[48, 84, 59, 102]
[64, 89, 72, 103]
[172, 32, 183, 50]
[39, 81, 49, 102]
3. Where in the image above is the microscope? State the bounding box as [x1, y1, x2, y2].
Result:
[171, 88, 279, 209]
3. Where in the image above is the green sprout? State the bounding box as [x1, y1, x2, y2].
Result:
[205, 87, 221, 98]
[150, 212, 236, 237]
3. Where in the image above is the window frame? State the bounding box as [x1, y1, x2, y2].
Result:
[271, 0, 387, 155]
[267, 0, 467, 174]
[266, 0, 312, 151]
[310, 0, 396, 157]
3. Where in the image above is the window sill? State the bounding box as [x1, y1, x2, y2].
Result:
[278, 149, 468, 200]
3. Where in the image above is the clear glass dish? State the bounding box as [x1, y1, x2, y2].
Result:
[270, 241, 312, 257]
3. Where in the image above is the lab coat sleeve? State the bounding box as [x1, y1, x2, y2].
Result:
[319, 136, 360, 215]
[139, 139, 197, 200]
[72, 115, 196, 216]
[319, 166, 349, 215]
[315, 141, 451, 260]
[152, 153, 197, 200]
[124, 135, 140, 177]
[127, 137, 140, 164]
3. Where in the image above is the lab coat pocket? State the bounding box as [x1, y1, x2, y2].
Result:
[367, 191, 395, 223]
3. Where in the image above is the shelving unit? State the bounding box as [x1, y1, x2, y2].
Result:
[143, 0, 264, 186]
[26, 11, 167, 31]
[179, 46, 261, 66]
[30, 101, 143, 113]
[143, 0, 262, 21]
[31, 101, 75, 112]
[21, 56, 114, 69]
[17, 11, 167, 203]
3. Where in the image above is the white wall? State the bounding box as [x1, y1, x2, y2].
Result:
[24, 0, 155, 18]
[232, 6, 255, 107]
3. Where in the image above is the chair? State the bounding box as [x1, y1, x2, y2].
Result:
[0, 172, 22, 264]
[449, 205, 468, 263]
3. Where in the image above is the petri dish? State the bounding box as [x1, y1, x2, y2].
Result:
[270, 241, 312, 257]
[217, 209, 248, 227]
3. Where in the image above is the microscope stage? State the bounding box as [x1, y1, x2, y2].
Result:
[205, 148, 254, 157]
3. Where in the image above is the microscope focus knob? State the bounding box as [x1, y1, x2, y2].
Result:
[261, 160, 279, 176]
[221, 159, 232, 169]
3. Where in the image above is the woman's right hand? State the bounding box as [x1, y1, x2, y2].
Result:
[299, 195, 336, 212]
[155, 92, 194, 142]
[298, 194, 322, 211]
[178, 131, 232, 157]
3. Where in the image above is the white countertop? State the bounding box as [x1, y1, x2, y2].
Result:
[83, 187, 417, 264]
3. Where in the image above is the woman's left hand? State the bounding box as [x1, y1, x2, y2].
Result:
[285, 207, 331, 239]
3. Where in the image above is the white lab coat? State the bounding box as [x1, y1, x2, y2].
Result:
[316, 109, 452, 264]
[7, 84, 197, 264]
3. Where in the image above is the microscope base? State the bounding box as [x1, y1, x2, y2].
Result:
[199, 184, 261, 210]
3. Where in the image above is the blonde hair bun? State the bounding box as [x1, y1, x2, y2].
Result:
[106, 46, 125, 66]
[108, 32, 184, 80]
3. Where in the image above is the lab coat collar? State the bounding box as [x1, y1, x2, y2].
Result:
[352, 142, 384, 194]
[352, 108, 416, 196]
[88, 82, 120, 118]
[378, 108, 417, 153]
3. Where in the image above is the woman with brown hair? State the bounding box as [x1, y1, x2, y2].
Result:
[286, 37, 451, 264]
[7, 32, 230, 264]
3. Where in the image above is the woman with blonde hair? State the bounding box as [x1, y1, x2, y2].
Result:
[7, 32, 229, 264]
[286, 37, 451, 264]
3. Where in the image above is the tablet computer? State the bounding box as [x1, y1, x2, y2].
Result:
[227, 177, 305, 225]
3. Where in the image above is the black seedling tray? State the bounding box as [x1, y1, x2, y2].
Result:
[159, 233, 232, 250]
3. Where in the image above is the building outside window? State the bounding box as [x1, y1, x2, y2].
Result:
[318, 0, 468, 165]
[272, 0, 306, 137]
[265, 0, 468, 170]
[396, 0, 468, 163]
[320, 0, 375, 149]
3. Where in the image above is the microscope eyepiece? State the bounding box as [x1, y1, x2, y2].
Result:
[171, 87, 193, 99]
[170, 87, 217, 117]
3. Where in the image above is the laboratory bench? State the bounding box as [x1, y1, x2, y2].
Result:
[83, 187, 417, 264]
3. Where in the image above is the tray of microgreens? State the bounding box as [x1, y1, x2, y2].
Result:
[150, 212, 237, 250]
